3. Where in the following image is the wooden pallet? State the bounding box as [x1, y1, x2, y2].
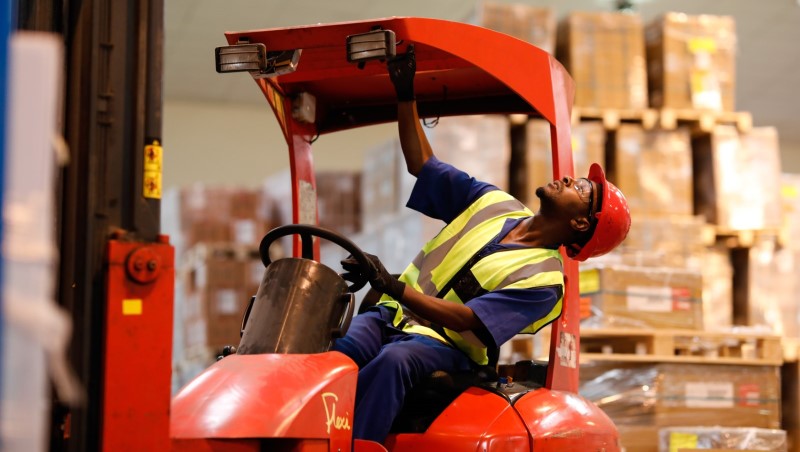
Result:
[570, 107, 752, 133]
[579, 328, 783, 366]
[571, 106, 659, 130]
[658, 108, 752, 133]
[712, 228, 783, 248]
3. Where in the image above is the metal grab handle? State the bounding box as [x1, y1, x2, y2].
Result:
[331, 293, 355, 339]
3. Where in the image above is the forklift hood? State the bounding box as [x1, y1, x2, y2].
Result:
[171, 352, 358, 440]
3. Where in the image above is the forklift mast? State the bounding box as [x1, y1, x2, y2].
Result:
[18, 1, 169, 450]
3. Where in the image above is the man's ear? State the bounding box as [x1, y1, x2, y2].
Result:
[570, 215, 591, 233]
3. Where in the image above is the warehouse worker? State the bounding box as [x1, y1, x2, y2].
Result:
[333, 44, 631, 443]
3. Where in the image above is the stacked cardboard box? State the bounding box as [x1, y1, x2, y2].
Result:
[523, 119, 605, 210]
[474, 1, 557, 54]
[315, 171, 362, 235]
[167, 185, 282, 251]
[557, 11, 648, 109]
[181, 244, 263, 355]
[261, 169, 293, 227]
[423, 115, 511, 192]
[581, 363, 782, 451]
[580, 265, 703, 330]
[702, 245, 734, 332]
[361, 139, 402, 230]
[611, 125, 693, 217]
[646, 13, 737, 111]
[599, 123, 706, 306]
[742, 235, 800, 339]
[693, 126, 783, 232]
[607, 215, 706, 271]
[164, 184, 287, 391]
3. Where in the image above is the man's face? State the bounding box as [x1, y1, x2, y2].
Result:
[535, 176, 596, 221]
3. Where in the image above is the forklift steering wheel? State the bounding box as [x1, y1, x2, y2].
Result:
[259, 224, 373, 293]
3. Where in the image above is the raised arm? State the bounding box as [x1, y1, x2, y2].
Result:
[388, 45, 433, 177]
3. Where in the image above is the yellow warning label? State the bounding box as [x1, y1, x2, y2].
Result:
[669, 432, 698, 452]
[688, 37, 717, 54]
[690, 70, 712, 94]
[266, 83, 287, 137]
[123, 299, 143, 315]
[143, 140, 163, 199]
[782, 185, 799, 199]
[143, 172, 162, 199]
[579, 268, 600, 294]
[144, 141, 163, 171]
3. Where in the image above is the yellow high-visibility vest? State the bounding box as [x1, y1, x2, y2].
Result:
[379, 190, 564, 365]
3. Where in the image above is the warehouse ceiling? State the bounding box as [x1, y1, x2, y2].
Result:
[164, 0, 800, 159]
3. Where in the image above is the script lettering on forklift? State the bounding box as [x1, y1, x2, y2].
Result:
[322, 392, 351, 434]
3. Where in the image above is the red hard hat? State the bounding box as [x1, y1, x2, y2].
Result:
[569, 163, 631, 262]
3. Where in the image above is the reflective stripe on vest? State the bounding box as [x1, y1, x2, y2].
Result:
[378, 190, 564, 365]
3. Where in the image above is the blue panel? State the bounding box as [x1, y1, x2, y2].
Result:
[0, 0, 15, 407]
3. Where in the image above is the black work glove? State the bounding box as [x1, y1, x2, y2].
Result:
[387, 44, 416, 102]
[341, 253, 406, 301]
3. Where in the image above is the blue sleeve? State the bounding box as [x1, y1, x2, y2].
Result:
[466, 287, 560, 348]
[406, 156, 498, 224]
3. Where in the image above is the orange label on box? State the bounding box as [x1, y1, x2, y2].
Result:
[579, 296, 592, 320]
[738, 383, 761, 407]
[671, 287, 692, 311]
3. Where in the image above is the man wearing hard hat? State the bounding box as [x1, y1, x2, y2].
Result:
[336, 45, 632, 443]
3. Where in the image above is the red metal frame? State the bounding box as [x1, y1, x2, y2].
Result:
[226, 16, 581, 393]
[103, 237, 174, 451]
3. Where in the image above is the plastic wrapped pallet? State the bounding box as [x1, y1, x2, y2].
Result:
[646, 13, 737, 111]
[693, 126, 782, 232]
[524, 119, 604, 210]
[580, 264, 703, 330]
[580, 362, 782, 451]
[611, 124, 693, 217]
[472, 1, 556, 54]
[423, 115, 511, 191]
[556, 11, 648, 109]
[659, 426, 786, 451]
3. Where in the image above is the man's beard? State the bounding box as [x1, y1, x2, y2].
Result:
[535, 186, 555, 211]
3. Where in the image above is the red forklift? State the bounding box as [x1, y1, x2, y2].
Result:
[166, 17, 619, 451]
[18, 1, 618, 449]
